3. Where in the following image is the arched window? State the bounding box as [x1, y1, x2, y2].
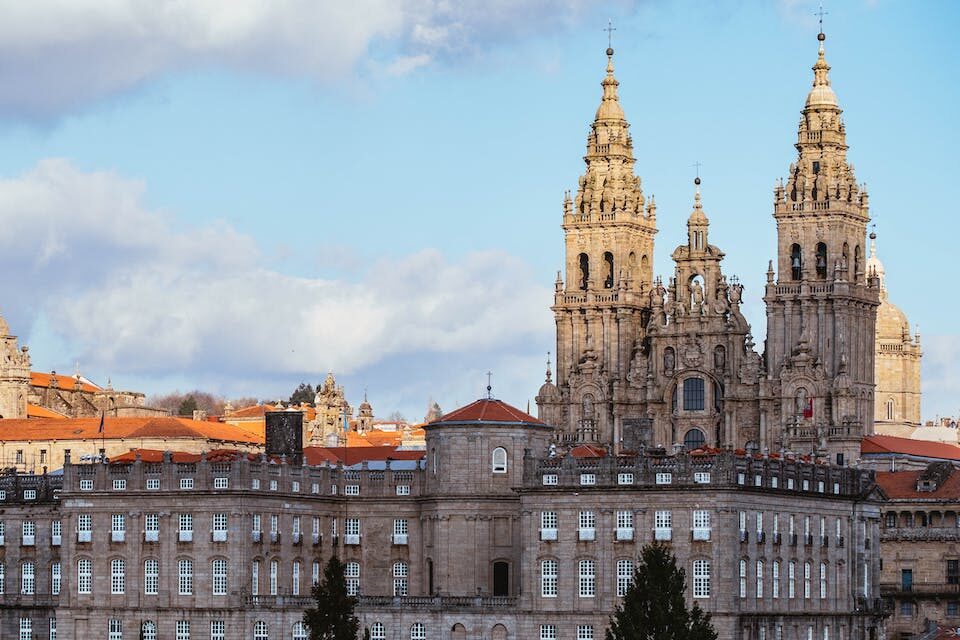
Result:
[144, 558, 159, 595]
[370, 623, 386, 640]
[578, 253, 590, 290]
[791, 244, 803, 280]
[451, 624, 467, 640]
[683, 378, 705, 411]
[292, 622, 308, 640]
[493, 561, 509, 596]
[886, 398, 895, 421]
[109, 558, 123, 595]
[641, 254, 649, 277]
[603, 252, 614, 288]
[854, 245, 862, 277]
[21, 561, 35, 595]
[345, 561, 360, 596]
[816, 242, 827, 279]
[683, 429, 706, 450]
[492, 447, 508, 474]
[142, 622, 157, 640]
[212, 558, 228, 595]
[254, 620, 268, 640]
[178, 558, 194, 595]
[411, 623, 426, 640]
[842, 242, 850, 278]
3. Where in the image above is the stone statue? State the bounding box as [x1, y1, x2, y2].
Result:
[690, 280, 704, 308]
[663, 348, 675, 373]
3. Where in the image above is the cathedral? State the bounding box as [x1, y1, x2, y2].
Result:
[537, 31, 891, 465]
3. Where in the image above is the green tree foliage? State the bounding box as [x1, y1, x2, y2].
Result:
[605, 543, 718, 640]
[289, 382, 316, 406]
[304, 556, 360, 640]
[177, 394, 198, 416]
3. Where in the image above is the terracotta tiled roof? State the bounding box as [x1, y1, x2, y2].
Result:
[861, 434, 960, 461]
[432, 399, 544, 425]
[876, 469, 960, 500]
[303, 446, 424, 466]
[570, 444, 607, 458]
[109, 448, 257, 464]
[26, 404, 67, 419]
[30, 372, 101, 394]
[0, 416, 263, 444]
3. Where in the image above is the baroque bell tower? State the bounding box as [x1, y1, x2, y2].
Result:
[537, 46, 657, 444]
[763, 31, 880, 463]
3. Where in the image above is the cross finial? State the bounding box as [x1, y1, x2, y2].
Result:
[692, 160, 702, 179]
[604, 19, 616, 49]
[815, 3, 828, 35]
[486, 371, 493, 399]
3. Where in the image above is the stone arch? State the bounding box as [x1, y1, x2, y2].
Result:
[492, 624, 508, 640]
[854, 244, 862, 277]
[683, 428, 706, 450]
[791, 244, 803, 280]
[451, 624, 467, 640]
[578, 253, 590, 290]
[492, 559, 510, 596]
[815, 242, 827, 279]
[603, 252, 615, 288]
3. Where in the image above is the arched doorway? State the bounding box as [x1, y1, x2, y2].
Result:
[451, 624, 467, 640]
[492, 624, 508, 640]
[492, 561, 509, 596]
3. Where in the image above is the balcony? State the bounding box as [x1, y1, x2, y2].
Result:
[111, 531, 125, 543]
[393, 534, 409, 545]
[654, 528, 672, 542]
[144, 530, 159, 543]
[252, 530, 262, 543]
[51, 534, 61, 546]
[540, 528, 557, 542]
[292, 532, 302, 545]
[881, 582, 960, 597]
[578, 528, 595, 542]
[77, 531, 91, 543]
[615, 528, 634, 542]
[344, 534, 361, 546]
[22, 535, 35, 546]
[212, 530, 227, 543]
[692, 528, 711, 542]
[356, 595, 518, 611]
[178, 530, 193, 543]
[245, 595, 314, 608]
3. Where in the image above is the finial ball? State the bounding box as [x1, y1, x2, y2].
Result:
[869, 232, 876, 240]
[606, 47, 614, 57]
[694, 176, 701, 186]
[817, 32, 826, 42]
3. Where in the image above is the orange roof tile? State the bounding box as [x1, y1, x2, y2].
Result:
[109, 448, 258, 464]
[0, 416, 263, 444]
[861, 435, 960, 461]
[876, 469, 960, 500]
[30, 372, 101, 394]
[26, 404, 67, 419]
[432, 399, 544, 425]
[303, 446, 424, 466]
[570, 444, 607, 458]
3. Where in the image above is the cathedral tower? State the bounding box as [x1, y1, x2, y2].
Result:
[763, 32, 880, 463]
[0, 312, 30, 419]
[538, 46, 657, 444]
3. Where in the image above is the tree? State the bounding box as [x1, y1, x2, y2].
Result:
[290, 382, 316, 406]
[177, 394, 198, 416]
[605, 543, 718, 640]
[304, 556, 360, 640]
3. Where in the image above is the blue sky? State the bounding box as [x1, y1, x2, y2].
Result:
[0, 1, 956, 421]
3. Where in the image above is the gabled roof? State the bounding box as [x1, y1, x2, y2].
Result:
[570, 444, 607, 458]
[26, 404, 67, 419]
[862, 434, 960, 462]
[431, 398, 545, 426]
[0, 416, 263, 444]
[876, 469, 960, 500]
[30, 372, 101, 394]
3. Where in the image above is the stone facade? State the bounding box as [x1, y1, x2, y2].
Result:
[539, 34, 882, 465]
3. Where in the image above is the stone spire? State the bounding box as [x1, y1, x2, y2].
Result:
[686, 177, 709, 252]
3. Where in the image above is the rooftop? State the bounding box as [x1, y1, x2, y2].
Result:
[430, 398, 545, 427]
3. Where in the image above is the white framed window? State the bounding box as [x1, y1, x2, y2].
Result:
[292, 481, 300, 493]
[818, 480, 825, 493]
[541, 559, 558, 597]
[270, 480, 278, 491]
[491, 447, 508, 473]
[756, 512, 764, 535]
[145, 513, 159, 543]
[77, 514, 92, 543]
[77, 558, 92, 594]
[755, 474, 763, 487]
[144, 559, 159, 595]
[393, 518, 409, 545]
[578, 559, 596, 597]
[737, 472, 745, 485]
[345, 517, 360, 545]
[393, 561, 408, 596]
[252, 560, 260, 596]
[20, 489, 34, 500]
[577, 625, 594, 640]
[254, 620, 268, 640]
[756, 560, 764, 598]
[292, 516, 302, 543]
[113, 479, 126, 491]
[213, 477, 228, 489]
[111, 514, 125, 542]
[251, 478, 261, 490]
[146, 478, 160, 490]
[542, 474, 559, 486]
[396, 484, 411, 495]
[616, 559, 634, 597]
[693, 559, 710, 598]
[179, 514, 194, 542]
[693, 471, 711, 484]
[803, 561, 811, 599]
[410, 623, 426, 640]
[50, 618, 57, 640]
[615, 510, 634, 541]
[739, 559, 747, 598]
[540, 512, 558, 541]
[540, 625, 557, 640]
[802, 479, 810, 491]
[213, 513, 228, 542]
[617, 473, 634, 485]
[312, 561, 320, 586]
[580, 473, 596, 486]
[578, 511, 596, 541]
[79, 479, 93, 491]
[292, 621, 308, 640]
[212, 559, 227, 595]
[270, 559, 279, 595]
[176, 620, 190, 640]
[345, 561, 360, 596]
[788, 561, 796, 598]
[345, 485, 360, 496]
[0, 563, 5, 592]
[787, 477, 795, 490]
[110, 558, 125, 594]
[21, 561, 35, 594]
[179, 477, 194, 490]
[833, 482, 840, 494]
[655, 472, 672, 485]
[51, 520, 62, 546]
[22, 520, 36, 546]
[292, 560, 301, 596]
[178, 558, 194, 595]
[693, 510, 711, 540]
[209, 621, 224, 640]
[51, 561, 61, 595]
[654, 510, 672, 541]
[772, 560, 780, 599]
[771, 476, 779, 488]
[19, 618, 31, 640]
[143, 622, 158, 640]
[820, 562, 827, 599]
[108, 619, 122, 640]
[370, 623, 385, 640]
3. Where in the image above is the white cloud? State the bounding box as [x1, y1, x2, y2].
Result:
[0, 0, 639, 118]
[0, 159, 553, 400]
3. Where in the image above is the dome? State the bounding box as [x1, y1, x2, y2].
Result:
[876, 298, 911, 342]
[538, 381, 560, 400]
[805, 84, 838, 109]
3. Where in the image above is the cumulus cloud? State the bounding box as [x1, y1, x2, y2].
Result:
[0, 0, 638, 118]
[0, 159, 553, 402]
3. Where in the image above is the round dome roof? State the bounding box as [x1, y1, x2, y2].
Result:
[876, 298, 911, 341]
[538, 381, 560, 399]
[805, 84, 838, 109]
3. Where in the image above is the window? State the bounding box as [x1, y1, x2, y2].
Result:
[51, 562, 61, 595]
[820, 562, 827, 599]
[788, 561, 796, 598]
[291, 481, 300, 493]
[396, 484, 411, 495]
[410, 623, 426, 640]
[77, 514, 92, 542]
[251, 478, 261, 490]
[145, 513, 159, 542]
[617, 473, 634, 485]
[252, 560, 260, 596]
[111, 558, 124, 594]
[213, 513, 228, 542]
[948, 560, 960, 585]
[739, 559, 747, 598]
[772, 561, 780, 599]
[541, 559, 558, 597]
[176, 620, 190, 640]
[540, 626, 557, 640]
[50, 618, 58, 640]
[579, 511, 596, 541]
[492, 447, 507, 473]
[616, 510, 634, 540]
[654, 510, 672, 541]
[312, 561, 320, 586]
[693, 510, 711, 540]
[51, 520, 62, 545]
[179, 514, 194, 542]
[178, 558, 193, 595]
[270, 480, 278, 491]
[270, 559, 279, 595]
[22, 520, 36, 545]
[693, 471, 711, 484]
[111, 514, 125, 542]
[393, 561, 408, 596]
[804, 561, 811, 599]
[109, 620, 122, 640]
[213, 477, 228, 489]
[254, 620, 268, 640]
[21, 561, 35, 594]
[292, 560, 300, 596]
[578, 559, 596, 597]
[146, 478, 160, 490]
[370, 623, 385, 640]
[540, 512, 558, 541]
[693, 559, 710, 598]
[577, 626, 594, 640]
[345, 485, 359, 496]
[144, 559, 159, 595]
[684, 428, 706, 450]
[755, 474, 763, 487]
[80, 479, 93, 491]
[756, 560, 764, 598]
[209, 621, 224, 640]
[77, 558, 92, 594]
[180, 477, 194, 490]
[947, 600, 960, 617]
[113, 479, 126, 491]
[802, 479, 810, 491]
[22, 489, 36, 500]
[542, 474, 559, 486]
[655, 472, 672, 485]
[580, 473, 596, 485]
[683, 378, 705, 411]
[20, 619, 31, 640]
[212, 559, 227, 595]
[345, 561, 360, 596]
[0, 563, 4, 591]
[292, 622, 308, 640]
